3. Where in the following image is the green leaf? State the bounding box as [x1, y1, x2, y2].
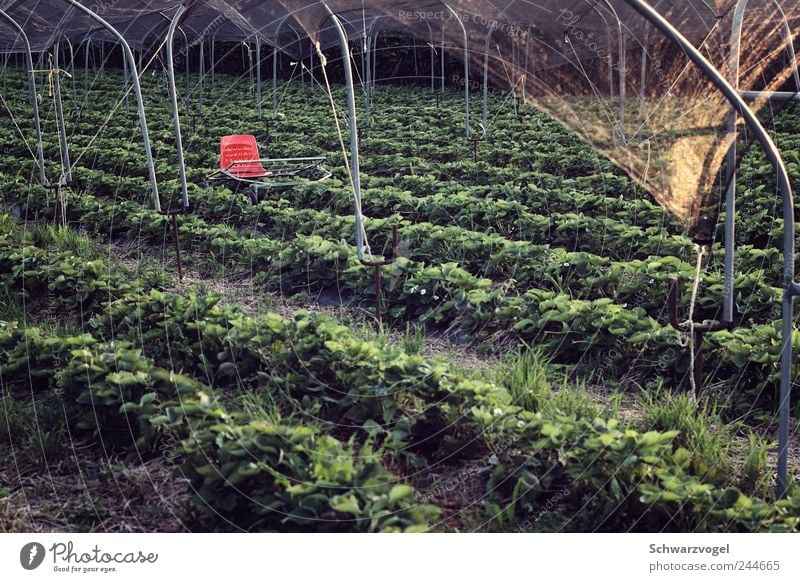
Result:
[388, 484, 413, 505]
[330, 494, 361, 515]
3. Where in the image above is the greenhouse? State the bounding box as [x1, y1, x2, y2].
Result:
[0, 0, 799, 535]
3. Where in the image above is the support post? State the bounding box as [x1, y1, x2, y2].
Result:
[1, 51, 8, 98]
[618, 27, 626, 142]
[210, 36, 215, 89]
[64, 36, 76, 109]
[371, 31, 378, 99]
[427, 22, 435, 93]
[53, 40, 72, 183]
[272, 45, 278, 114]
[247, 41, 253, 89]
[624, 0, 796, 499]
[310, 41, 315, 92]
[63, 0, 161, 211]
[365, 34, 371, 126]
[166, 0, 191, 209]
[256, 37, 262, 118]
[122, 41, 130, 113]
[440, 24, 446, 94]
[199, 37, 204, 115]
[0, 9, 47, 185]
[179, 27, 190, 112]
[444, 4, 469, 138]
[725, 1, 747, 326]
[84, 36, 90, 99]
[328, 10, 365, 259]
[483, 23, 496, 134]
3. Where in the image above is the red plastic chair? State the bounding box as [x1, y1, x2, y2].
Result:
[219, 135, 272, 179]
[206, 134, 329, 202]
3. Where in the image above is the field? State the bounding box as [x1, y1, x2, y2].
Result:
[1, 67, 799, 532]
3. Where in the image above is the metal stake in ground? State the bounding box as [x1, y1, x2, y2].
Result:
[667, 278, 732, 394]
[189, 113, 207, 135]
[360, 224, 399, 326]
[469, 136, 484, 163]
[45, 176, 68, 228]
[161, 208, 190, 281]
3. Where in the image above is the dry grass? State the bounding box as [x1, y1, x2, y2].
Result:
[0, 440, 200, 532]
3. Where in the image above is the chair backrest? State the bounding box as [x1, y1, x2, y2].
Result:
[219, 135, 268, 178]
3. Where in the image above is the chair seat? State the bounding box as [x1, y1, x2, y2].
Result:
[219, 135, 270, 180]
[230, 164, 273, 179]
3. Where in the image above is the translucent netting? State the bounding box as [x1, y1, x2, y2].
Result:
[0, 0, 798, 241]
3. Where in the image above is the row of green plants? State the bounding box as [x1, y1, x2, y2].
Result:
[184, 185, 782, 323]
[0, 215, 440, 531]
[1, 215, 798, 531]
[6, 180, 798, 412]
[4, 71, 800, 411]
[4, 69, 796, 293]
[3, 150, 781, 330]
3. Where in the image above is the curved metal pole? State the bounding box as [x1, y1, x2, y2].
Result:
[618, 29, 626, 141]
[424, 20, 435, 93]
[284, 28, 306, 97]
[122, 41, 130, 113]
[271, 45, 278, 113]
[523, 26, 531, 102]
[0, 9, 46, 185]
[256, 37, 262, 118]
[727, 0, 800, 325]
[360, 30, 367, 90]
[638, 24, 650, 127]
[327, 11, 365, 259]
[726, 0, 747, 326]
[364, 32, 372, 124]
[624, 0, 796, 500]
[371, 30, 378, 96]
[199, 37, 204, 114]
[364, 18, 384, 127]
[483, 23, 496, 133]
[210, 35, 215, 89]
[63, 0, 161, 211]
[591, 0, 626, 141]
[273, 15, 294, 115]
[369, 33, 379, 123]
[178, 26, 190, 111]
[84, 36, 90, 99]
[440, 23, 446, 94]
[37, 50, 45, 88]
[444, 3, 469, 138]
[412, 36, 418, 79]
[167, 1, 191, 209]
[63, 36, 76, 108]
[53, 39, 72, 183]
[309, 40, 315, 93]
[572, 4, 614, 115]
[1, 51, 8, 98]
[245, 40, 253, 90]
[300, 38, 305, 93]
[511, 33, 518, 113]
[772, 0, 800, 90]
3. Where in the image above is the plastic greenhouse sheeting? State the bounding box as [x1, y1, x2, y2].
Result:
[0, 1, 798, 243]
